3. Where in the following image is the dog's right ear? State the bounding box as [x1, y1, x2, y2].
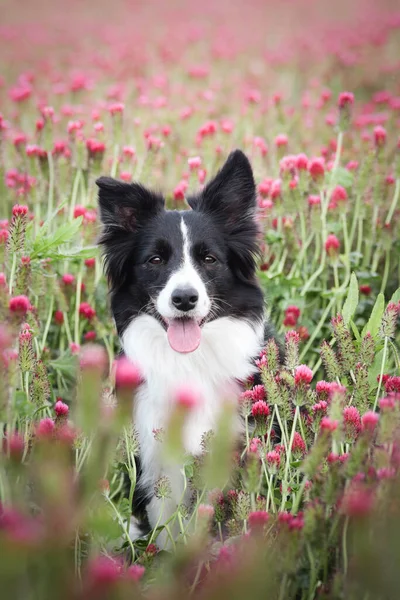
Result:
[96, 176, 164, 232]
[96, 177, 164, 288]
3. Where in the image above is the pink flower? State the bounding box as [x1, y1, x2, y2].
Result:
[294, 365, 313, 386]
[249, 437, 262, 453]
[331, 185, 348, 204]
[286, 305, 300, 320]
[275, 134, 288, 147]
[251, 385, 265, 401]
[248, 510, 269, 529]
[316, 381, 335, 398]
[295, 153, 308, 170]
[283, 313, 297, 327]
[320, 417, 339, 432]
[285, 330, 300, 344]
[385, 377, 400, 393]
[379, 396, 396, 411]
[308, 194, 321, 207]
[84, 331, 97, 341]
[126, 565, 145, 582]
[188, 156, 202, 170]
[343, 406, 361, 440]
[62, 273, 75, 286]
[85, 258, 96, 268]
[308, 157, 325, 180]
[114, 357, 142, 389]
[266, 450, 281, 469]
[341, 483, 374, 517]
[360, 284, 372, 295]
[12, 204, 29, 217]
[36, 418, 55, 439]
[86, 556, 121, 587]
[197, 504, 215, 520]
[108, 102, 124, 115]
[173, 181, 188, 201]
[291, 432, 306, 455]
[311, 400, 328, 414]
[73, 205, 86, 219]
[9, 296, 31, 314]
[373, 125, 387, 147]
[123, 145, 136, 157]
[252, 400, 270, 418]
[338, 92, 354, 108]
[79, 302, 96, 320]
[175, 385, 201, 409]
[54, 400, 69, 417]
[86, 139, 106, 156]
[80, 344, 107, 372]
[3, 432, 25, 461]
[70, 342, 81, 355]
[361, 411, 379, 433]
[54, 310, 64, 325]
[325, 234, 340, 256]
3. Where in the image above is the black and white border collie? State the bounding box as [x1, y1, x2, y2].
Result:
[97, 150, 275, 545]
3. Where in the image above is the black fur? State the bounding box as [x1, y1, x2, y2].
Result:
[96, 149, 264, 337]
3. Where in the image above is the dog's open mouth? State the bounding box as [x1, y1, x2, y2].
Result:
[164, 317, 206, 354]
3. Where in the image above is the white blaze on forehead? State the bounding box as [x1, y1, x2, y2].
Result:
[156, 216, 211, 319]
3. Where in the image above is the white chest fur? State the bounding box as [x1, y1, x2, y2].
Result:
[122, 314, 264, 532]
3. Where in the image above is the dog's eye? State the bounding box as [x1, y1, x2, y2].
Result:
[203, 255, 216, 264]
[149, 255, 163, 265]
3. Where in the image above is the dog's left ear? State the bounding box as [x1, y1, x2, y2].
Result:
[187, 149, 256, 223]
[188, 150, 259, 281]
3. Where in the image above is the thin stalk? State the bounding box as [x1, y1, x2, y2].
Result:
[385, 178, 400, 225]
[103, 493, 136, 560]
[40, 294, 54, 352]
[373, 336, 388, 411]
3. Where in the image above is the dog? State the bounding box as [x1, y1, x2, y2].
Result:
[96, 149, 278, 546]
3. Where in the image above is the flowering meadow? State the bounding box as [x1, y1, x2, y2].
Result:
[1, 0, 400, 597]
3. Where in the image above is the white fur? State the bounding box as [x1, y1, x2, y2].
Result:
[156, 218, 210, 321]
[122, 314, 264, 545]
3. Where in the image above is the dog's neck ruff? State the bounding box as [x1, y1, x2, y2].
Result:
[122, 314, 263, 456]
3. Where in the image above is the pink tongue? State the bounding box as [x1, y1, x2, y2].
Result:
[167, 319, 202, 353]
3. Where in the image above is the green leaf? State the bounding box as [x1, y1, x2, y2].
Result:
[390, 288, 400, 305]
[49, 353, 77, 380]
[327, 166, 354, 189]
[43, 246, 99, 262]
[31, 217, 83, 259]
[362, 293, 385, 338]
[342, 272, 359, 325]
[118, 498, 132, 520]
[265, 230, 284, 244]
[349, 319, 361, 342]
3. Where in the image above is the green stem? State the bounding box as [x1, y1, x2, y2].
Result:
[47, 151, 55, 220]
[280, 405, 300, 511]
[342, 517, 349, 575]
[147, 497, 165, 547]
[300, 297, 336, 361]
[103, 493, 136, 561]
[373, 336, 388, 411]
[40, 294, 54, 352]
[385, 178, 400, 225]
[74, 268, 83, 344]
[380, 249, 390, 295]
[8, 253, 17, 294]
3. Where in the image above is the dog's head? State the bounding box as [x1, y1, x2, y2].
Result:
[96, 149, 263, 353]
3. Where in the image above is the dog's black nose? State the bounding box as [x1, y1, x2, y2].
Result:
[171, 288, 199, 312]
